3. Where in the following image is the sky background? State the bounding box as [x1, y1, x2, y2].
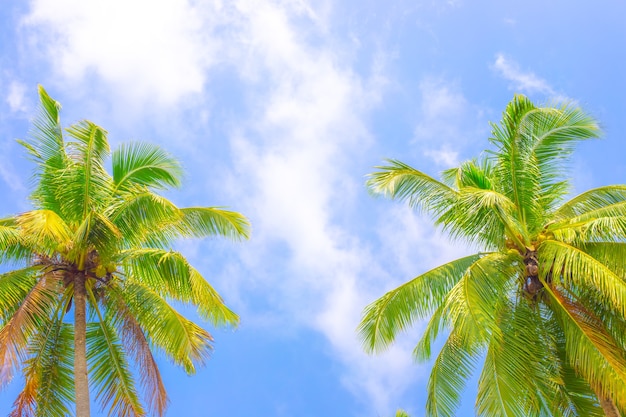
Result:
[0, 1, 625, 416]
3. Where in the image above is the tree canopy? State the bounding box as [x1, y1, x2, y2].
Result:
[359, 95, 626, 416]
[0, 86, 250, 417]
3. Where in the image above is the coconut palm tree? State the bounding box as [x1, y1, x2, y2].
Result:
[0, 86, 250, 417]
[359, 95, 626, 416]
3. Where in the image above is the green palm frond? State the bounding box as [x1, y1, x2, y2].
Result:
[0, 267, 40, 321]
[545, 285, 626, 408]
[112, 142, 182, 191]
[540, 240, 626, 317]
[550, 201, 626, 244]
[426, 330, 480, 417]
[20, 86, 65, 164]
[359, 254, 482, 353]
[86, 320, 144, 417]
[120, 248, 195, 300]
[441, 158, 494, 190]
[554, 185, 626, 221]
[367, 159, 458, 216]
[107, 189, 181, 247]
[412, 303, 447, 363]
[476, 301, 553, 417]
[444, 252, 518, 342]
[545, 311, 605, 417]
[438, 187, 521, 248]
[188, 267, 239, 327]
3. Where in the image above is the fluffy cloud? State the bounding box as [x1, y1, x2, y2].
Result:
[23, 0, 215, 105]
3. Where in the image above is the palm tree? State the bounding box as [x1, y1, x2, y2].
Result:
[0, 86, 250, 417]
[359, 95, 626, 416]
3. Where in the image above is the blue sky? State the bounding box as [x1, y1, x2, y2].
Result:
[0, 1, 625, 416]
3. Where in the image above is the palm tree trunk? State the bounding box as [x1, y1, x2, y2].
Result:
[599, 395, 621, 417]
[74, 272, 91, 417]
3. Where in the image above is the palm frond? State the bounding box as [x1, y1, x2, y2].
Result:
[112, 142, 182, 191]
[120, 248, 195, 300]
[443, 252, 518, 343]
[11, 319, 74, 417]
[544, 284, 626, 408]
[86, 319, 145, 417]
[366, 159, 459, 216]
[102, 285, 168, 417]
[0, 274, 62, 387]
[359, 254, 482, 353]
[188, 267, 239, 327]
[107, 189, 181, 248]
[172, 207, 251, 241]
[121, 282, 214, 374]
[540, 240, 626, 317]
[550, 200, 626, 244]
[412, 302, 447, 363]
[16, 210, 71, 250]
[438, 187, 522, 249]
[554, 185, 626, 220]
[53, 121, 112, 223]
[0, 267, 40, 322]
[426, 330, 480, 417]
[476, 300, 553, 417]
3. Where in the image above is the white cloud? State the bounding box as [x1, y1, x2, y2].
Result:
[413, 77, 481, 167]
[5, 81, 28, 113]
[23, 0, 216, 105]
[210, 0, 424, 411]
[492, 53, 555, 96]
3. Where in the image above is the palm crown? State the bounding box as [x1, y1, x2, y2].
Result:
[0, 86, 250, 417]
[359, 95, 626, 416]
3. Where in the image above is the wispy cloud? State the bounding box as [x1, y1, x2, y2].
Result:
[191, 0, 426, 411]
[413, 77, 482, 167]
[5, 81, 28, 113]
[492, 53, 555, 96]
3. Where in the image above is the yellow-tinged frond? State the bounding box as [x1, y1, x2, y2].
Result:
[122, 282, 214, 374]
[545, 285, 626, 408]
[102, 285, 168, 416]
[0, 274, 62, 387]
[550, 201, 626, 243]
[16, 210, 71, 247]
[176, 207, 251, 241]
[540, 240, 626, 317]
[188, 267, 239, 327]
